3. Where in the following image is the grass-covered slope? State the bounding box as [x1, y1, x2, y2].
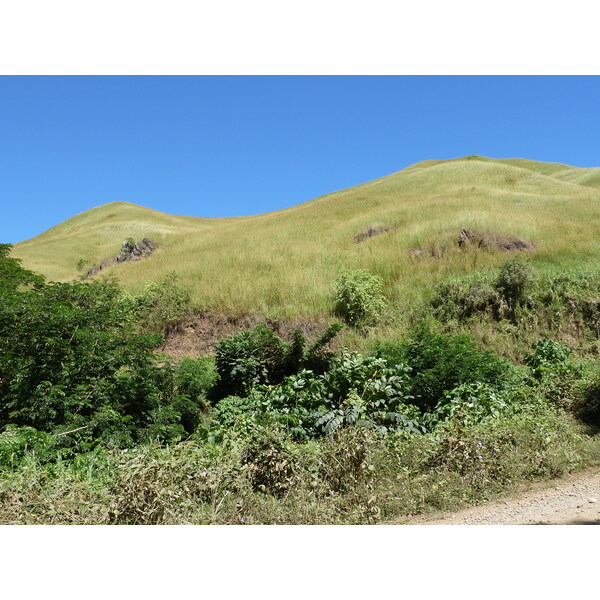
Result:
[13, 155, 600, 318]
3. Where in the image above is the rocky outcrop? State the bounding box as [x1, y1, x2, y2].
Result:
[353, 223, 396, 243]
[458, 229, 534, 251]
[84, 238, 157, 278]
[116, 238, 157, 262]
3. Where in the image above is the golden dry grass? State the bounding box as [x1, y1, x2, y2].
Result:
[13, 155, 600, 319]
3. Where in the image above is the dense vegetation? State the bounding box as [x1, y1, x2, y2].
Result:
[2, 242, 600, 524]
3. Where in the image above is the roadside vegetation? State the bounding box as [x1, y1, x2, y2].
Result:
[2, 240, 600, 524]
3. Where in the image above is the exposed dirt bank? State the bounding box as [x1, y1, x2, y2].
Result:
[158, 312, 338, 359]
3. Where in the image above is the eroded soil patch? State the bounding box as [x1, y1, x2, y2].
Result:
[159, 312, 338, 359]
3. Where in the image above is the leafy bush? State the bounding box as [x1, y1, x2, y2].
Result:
[431, 278, 504, 322]
[238, 350, 423, 439]
[213, 329, 514, 440]
[495, 257, 533, 308]
[524, 339, 574, 380]
[214, 326, 287, 398]
[334, 268, 386, 326]
[211, 395, 264, 429]
[0, 425, 57, 470]
[137, 404, 186, 445]
[425, 382, 511, 430]
[133, 272, 191, 336]
[375, 328, 513, 412]
[314, 352, 421, 435]
[173, 356, 217, 431]
[0, 280, 162, 436]
[213, 324, 342, 399]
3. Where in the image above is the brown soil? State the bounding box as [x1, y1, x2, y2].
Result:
[392, 467, 600, 525]
[158, 312, 338, 359]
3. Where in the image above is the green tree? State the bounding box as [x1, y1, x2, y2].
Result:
[0, 246, 193, 446]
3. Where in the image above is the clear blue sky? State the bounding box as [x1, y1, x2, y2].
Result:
[2, 76, 600, 243]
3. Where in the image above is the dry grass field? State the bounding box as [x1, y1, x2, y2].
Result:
[14, 155, 600, 320]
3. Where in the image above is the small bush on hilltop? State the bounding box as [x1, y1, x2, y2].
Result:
[334, 268, 387, 327]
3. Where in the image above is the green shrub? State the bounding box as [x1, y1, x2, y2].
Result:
[214, 326, 287, 398]
[133, 272, 191, 336]
[376, 328, 513, 413]
[496, 257, 533, 308]
[0, 279, 168, 438]
[248, 350, 423, 438]
[0, 425, 57, 470]
[137, 404, 186, 445]
[0, 247, 197, 447]
[173, 356, 217, 430]
[314, 351, 421, 435]
[524, 339, 574, 380]
[228, 331, 513, 438]
[523, 339, 584, 413]
[425, 382, 511, 430]
[334, 268, 386, 326]
[431, 278, 503, 322]
[213, 324, 342, 399]
[211, 395, 264, 429]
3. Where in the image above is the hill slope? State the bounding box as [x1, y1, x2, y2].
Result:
[13, 155, 600, 318]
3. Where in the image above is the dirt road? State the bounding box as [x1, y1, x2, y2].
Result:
[395, 467, 600, 525]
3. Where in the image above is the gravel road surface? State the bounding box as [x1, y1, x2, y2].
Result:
[395, 468, 600, 525]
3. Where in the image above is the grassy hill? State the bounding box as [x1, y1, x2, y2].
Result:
[13, 155, 600, 321]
